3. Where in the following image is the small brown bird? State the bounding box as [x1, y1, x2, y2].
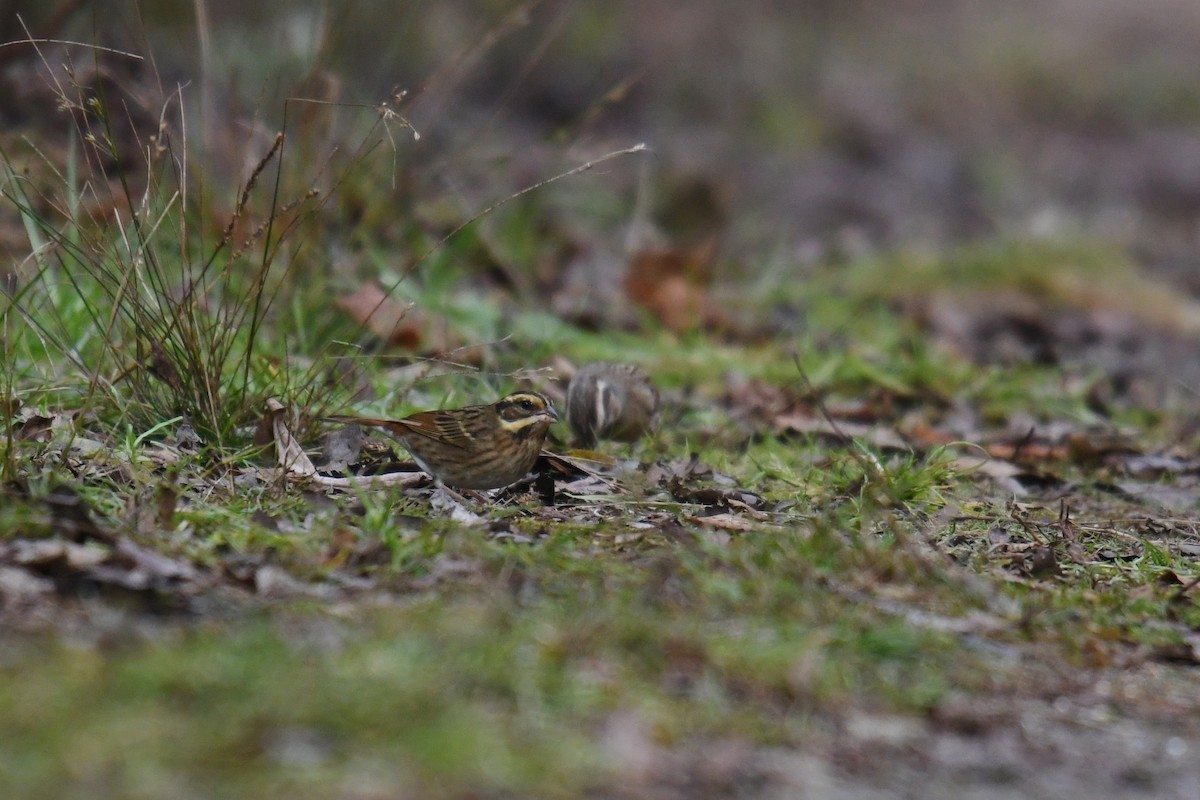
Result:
[566, 362, 659, 448]
[328, 391, 558, 490]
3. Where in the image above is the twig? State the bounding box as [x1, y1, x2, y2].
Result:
[414, 142, 650, 270]
[359, 142, 650, 344]
[0, 36, 142, 61]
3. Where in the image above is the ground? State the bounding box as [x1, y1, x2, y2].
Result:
[3, 1, 1200, 798]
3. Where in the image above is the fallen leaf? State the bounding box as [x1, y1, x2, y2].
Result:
[623, 242, 729, 333]
[774, 411, 910, 451]
[687, 513, 758, 532]
[953, 456, 1066, 496]
[1120, 453, 1200, 477]
[0, 565, 53, 602]
[42, 484, 115, 545]
[1024, 545, 1059, 577]
[1150, 633, 1200, 665]
[669, 481, 766, 512]
[334, 282, 422, 347]
[267, 398, 426, 490]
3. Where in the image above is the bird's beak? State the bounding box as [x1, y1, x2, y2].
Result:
[546, 404, 560, 422]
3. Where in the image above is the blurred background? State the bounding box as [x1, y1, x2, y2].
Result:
[4, 0, 1200, 306]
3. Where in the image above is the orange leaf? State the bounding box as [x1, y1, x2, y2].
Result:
[624, 241, 728, 333]
[334, 283, 422, 348]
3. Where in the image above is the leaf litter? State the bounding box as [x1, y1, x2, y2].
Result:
[8, 5, 1200, 797]
[4, 282, 1199, 784]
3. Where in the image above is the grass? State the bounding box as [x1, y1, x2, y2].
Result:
[4, 8, 1200, 800]
[0, 519, 978, 799]
[5, 209, 1198, 796]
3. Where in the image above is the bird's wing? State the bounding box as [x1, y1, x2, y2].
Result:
[394, 409, 482, 449]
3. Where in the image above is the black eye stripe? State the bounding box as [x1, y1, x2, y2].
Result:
[501, 394, 545, 413]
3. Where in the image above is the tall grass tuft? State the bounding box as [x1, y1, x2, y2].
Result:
[0, 43, 333, 454]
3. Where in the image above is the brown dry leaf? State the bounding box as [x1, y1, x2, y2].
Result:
[1063, 431, 1140, 463]
[1024, 545, 1060, 577]
[42, 484, 115, 545]
[687, 512, 758, 532]
[984, 439, 1068, 463]
[726, 498, 769, 520]
[979, 428, 1138, 466]
[1, 533, 200, 601]
[267, 399, 318, 478]
[669, 481, 767, 513]
[111, 538, 200, 585]
[334, 283, 422, 348]
[1063, 540, 1089, 566]
[900, 419, 957, 449]
[774, 411, 910, 451]
[721, 377, 790, 422]
[15, 412, 54, 441]
[624, 241, 729, 333]
[953, 456, 1066, 497]
[148, 341, 183, 392]
[267, 398, 425, 491]
[1157, 568, 1192, 586]
[1150, 633, 1200, 665]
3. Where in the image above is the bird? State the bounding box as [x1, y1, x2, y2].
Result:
[328, 391, 558, 490]
[565, 362, 659, 448]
